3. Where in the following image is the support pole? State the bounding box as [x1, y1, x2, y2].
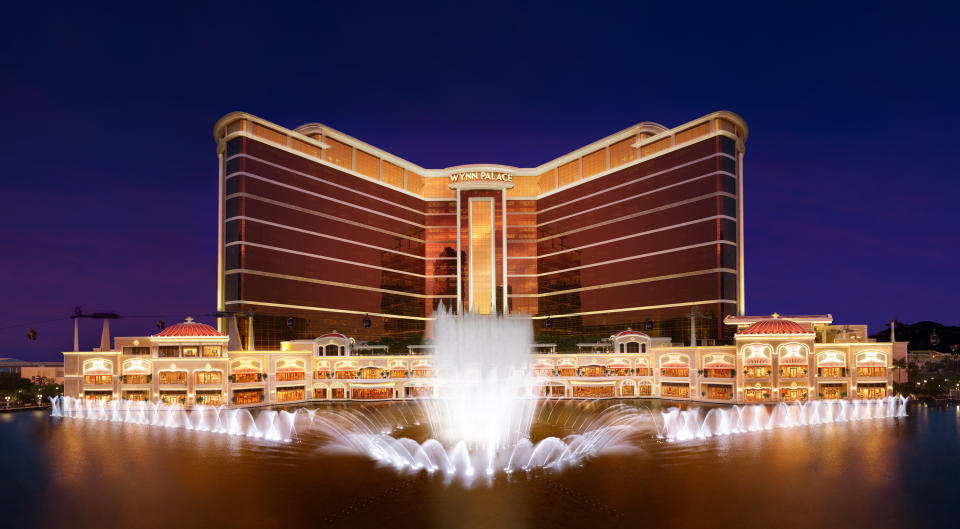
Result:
[690, 312, 697, 347]
[99, 319, 111, 351]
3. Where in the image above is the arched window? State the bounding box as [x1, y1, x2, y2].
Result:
[230, 359, 263, 383]
[276, 358, 306, 381]
[389, 361, 408, 378]
[778, 343, 809, 378]
[856, 351, 887, 377]
[324, 344, 339, 356]
[157, 369, 188, 385]
[82, 359, 113, 385]
[660, 354, 690, 378]
[334, 361, 358, 379]
[703, 354, 736, 378]
[557, 360, 577, 377]
[613, 331, 650, 357]
[817, 351, 847, 377]
[122, 359, 151, 384]
[742, 344, 773, 378]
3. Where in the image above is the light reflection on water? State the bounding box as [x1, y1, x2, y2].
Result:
[1, 401, 957, 529]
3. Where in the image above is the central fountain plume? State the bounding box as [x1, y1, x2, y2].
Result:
[305, 308, 625, 483]
[428, 308, 536, 457]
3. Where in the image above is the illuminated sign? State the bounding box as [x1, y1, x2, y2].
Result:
[448, 171, 513, 183]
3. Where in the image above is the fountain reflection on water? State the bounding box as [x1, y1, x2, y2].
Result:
[49, 309, 910, 485]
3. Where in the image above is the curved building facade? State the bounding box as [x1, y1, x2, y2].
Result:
[213, 111, 748, 350]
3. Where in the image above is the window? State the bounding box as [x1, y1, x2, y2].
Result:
[821, 383, 845, 399]
[158, 346, 179, 358]
[857, 384, 886, 399]
[324, 344, 339, 356]
[857, 367, 886, 377]
[469, 199, 494, 314]
[582, 366, 604, 377]
[661, 383, 690, 398]
[626, 342, 640, 353]
[122, 375, 149, 384]
[233, 389, 263, 405]
[195, 391, 223, 406]
[744, 366, 770, 378]
[277, 387, 304, 402]
[609, 136, 637, 168]
[159, 392, 186, 405]
[359, 367, 382, 379]
[182, 347, 198, 358]
[121, 390, 149, 401]
[744, 388, 770, 402]
[159, 371, 187, 385]
[353, 387, 391, 399]
[123, 347, 150, 355]
[335, 369, 357, 379]
[202, 346, 221, 358]
[705, 369, 734, 378]
[195, 371, 222, 385]
[233, 372, 261, 383]
[355, 150, 379, 179]
[572, 385, 614, 398]
[537, 385, 565, 397]
[277, 371, 304, 381]
[404, 386, 432, 398]
[819, 367, 845, 377]
[780, 388, 808, 402]
[324, 137, 353, 169]
[661, 368, 689, 378]
[84, 375, 111, 385]
[83, 391, 113, 401]
[707, 385, 732, 400]
[781, 366, 807, 378]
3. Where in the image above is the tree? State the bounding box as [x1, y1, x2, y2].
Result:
[0, 374, 32, 391]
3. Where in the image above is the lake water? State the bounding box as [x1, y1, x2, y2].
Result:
[1, 400, 957, 528]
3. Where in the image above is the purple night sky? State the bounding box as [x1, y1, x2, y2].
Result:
[1, 2, 957, 360]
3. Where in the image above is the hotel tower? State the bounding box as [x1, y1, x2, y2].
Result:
[213, 111, 747, 350]
[63, 111, 903, 407]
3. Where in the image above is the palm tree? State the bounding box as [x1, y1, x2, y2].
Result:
[891, 358, 907, 395]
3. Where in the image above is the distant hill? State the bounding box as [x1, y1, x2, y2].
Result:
[870, 321, 960, 353]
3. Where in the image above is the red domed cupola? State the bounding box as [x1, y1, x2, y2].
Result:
[153, 317, 225, 337]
